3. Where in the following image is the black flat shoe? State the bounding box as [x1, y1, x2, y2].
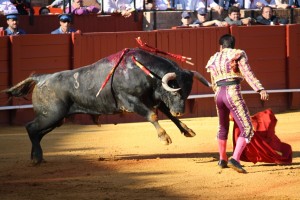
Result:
[228, 158, 247, 173]
[218, 160, 228, 168]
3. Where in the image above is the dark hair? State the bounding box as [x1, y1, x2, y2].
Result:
[261, 5, 273, 13]
[219, 34, 235, 49]
[228, 6, 240, 15]
[39, 7, 50, 15]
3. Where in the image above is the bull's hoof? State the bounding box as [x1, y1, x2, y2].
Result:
[183, 128, 196, 137]
[31, 158, 46, 166]
[158, 134, 172, 145]
[180, 122, 196, 137]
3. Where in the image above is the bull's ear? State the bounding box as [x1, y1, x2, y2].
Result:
[191, 70, 211, 87]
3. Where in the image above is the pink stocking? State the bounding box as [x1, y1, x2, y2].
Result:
[218, 139, 228, 161]
[232, 137, 247, 163]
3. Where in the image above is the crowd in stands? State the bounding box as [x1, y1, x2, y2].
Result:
[1, 0, 299, 16]
[0, 0, 298, 35]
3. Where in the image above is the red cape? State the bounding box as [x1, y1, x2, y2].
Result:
[232, 109, 292, 164]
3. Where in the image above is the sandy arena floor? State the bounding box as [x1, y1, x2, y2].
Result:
[0, 111, 300, 200]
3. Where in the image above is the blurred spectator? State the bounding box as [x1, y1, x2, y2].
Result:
[130, 0, 178, 10]
[244, 0, 264, 9]
[66, 0, 100, 15]
[181, 11, 193, 26]
[10, 0, 32, 15]
[47, 0, 69, 9]
[174, 0, 186, 9]
[288, 0, 299, 7]
[144, 0, 154, 10]
[274, 0, 290, 8]
[133, 0, 173, 11]
[181, 9, 227, 27]
[0, 0, 18, 15]
[103, 0, 135, 18]
[256, 6, 288, 25]
[186, 0, 223, 16]
[5, 13, 26, 35]
[51, 14, 78, 34]
[218, 0, 243, 10]
[224, 6, 253, 25]
[195, 8, 228, 26]
[39, 6, 50, 15]
[243, 0, 285, 9]
[154, 0, 169, 10]
[129, 0, 145, 11]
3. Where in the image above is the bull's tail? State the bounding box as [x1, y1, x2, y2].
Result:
[2, 76, 38, 98]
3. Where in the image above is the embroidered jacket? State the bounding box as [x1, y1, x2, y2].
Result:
[205, 48, 264, 92]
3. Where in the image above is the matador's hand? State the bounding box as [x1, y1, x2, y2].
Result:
[260, 90, 269, 101]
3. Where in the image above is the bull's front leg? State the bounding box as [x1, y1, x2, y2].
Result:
[148, 112, 172, 145]
[118, 95, 172, 145]
[158, 103, 196, 137]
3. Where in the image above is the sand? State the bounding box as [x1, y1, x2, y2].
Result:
[0, 111, 300, 200]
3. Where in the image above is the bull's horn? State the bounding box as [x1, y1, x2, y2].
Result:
[162, 72, 181, 92]
[191, 70, 211, 87]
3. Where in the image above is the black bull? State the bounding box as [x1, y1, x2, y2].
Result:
[3, 48, 211, 164]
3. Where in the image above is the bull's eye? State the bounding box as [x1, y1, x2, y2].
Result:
[169, 81, 179, 89]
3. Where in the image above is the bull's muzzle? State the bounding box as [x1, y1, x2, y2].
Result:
[170, 111, 183, 117]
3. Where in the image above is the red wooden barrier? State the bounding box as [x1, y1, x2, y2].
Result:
[0, 36, 10, 124]
[231, 25, 287, 89]
[73, 31, 156, 68]
[9, 34, 73, 125]
[231, 25, 288, 113]
[286, 24, 300, 109]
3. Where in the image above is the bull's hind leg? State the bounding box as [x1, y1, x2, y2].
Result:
[26, 121, 54, 164]
[26, 115, 65, 165]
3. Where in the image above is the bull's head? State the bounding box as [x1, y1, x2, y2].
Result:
[160, 70, 211, 117]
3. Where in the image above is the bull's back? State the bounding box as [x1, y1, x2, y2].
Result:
[72, 61, 127, 114]
[31, 48, 172, 115]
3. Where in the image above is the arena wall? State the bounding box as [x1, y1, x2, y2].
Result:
[0, 25, 300, 125]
